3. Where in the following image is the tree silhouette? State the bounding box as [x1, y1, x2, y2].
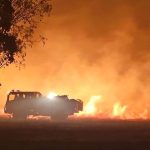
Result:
[0, 0, 52, 67]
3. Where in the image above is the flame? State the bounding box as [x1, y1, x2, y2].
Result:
[139, 109, 148, 120]
[112, 102, 127, 118]
[77, 95, 127, 119]
[76, 95, 103, 118]
[84, 95, 102, 115]
[75, 95, 149, 120]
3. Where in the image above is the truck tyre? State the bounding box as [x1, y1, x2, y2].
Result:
[51, 114, 68, 121]
[12, 113, 27, 120]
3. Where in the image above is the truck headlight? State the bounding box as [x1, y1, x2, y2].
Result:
[47, 92, 57, 100]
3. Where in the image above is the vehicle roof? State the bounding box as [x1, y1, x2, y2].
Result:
[8, 91, 42, 95]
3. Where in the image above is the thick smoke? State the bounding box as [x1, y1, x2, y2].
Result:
[0, 0, 150, 117]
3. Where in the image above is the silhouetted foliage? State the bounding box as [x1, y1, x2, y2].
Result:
[0, 0, 52, 67]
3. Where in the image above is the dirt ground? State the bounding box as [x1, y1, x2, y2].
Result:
[0, 119, 150, 150]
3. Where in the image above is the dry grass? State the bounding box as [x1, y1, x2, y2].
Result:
[0, 119, 150, 150]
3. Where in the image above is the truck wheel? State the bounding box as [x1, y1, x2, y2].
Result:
[51, 114, 68, 121]
[12, 113, 27, 120]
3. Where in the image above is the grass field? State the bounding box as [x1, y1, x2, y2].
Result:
[1, 119, 150, 150]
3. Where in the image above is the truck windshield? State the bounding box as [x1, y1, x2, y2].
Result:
[7, 92, 41, 101]
[8, 94, 16, 101]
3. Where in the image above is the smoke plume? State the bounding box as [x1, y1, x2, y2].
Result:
[0, 0, 150, 118]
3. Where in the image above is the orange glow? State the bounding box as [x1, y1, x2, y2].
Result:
[1, 0, 150, 120]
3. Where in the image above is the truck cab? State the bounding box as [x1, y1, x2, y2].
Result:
[4, 90, 83, 120]
[4, 90, 42, 119]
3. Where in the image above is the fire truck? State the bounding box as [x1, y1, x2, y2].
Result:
[4, 90, 83, 120]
